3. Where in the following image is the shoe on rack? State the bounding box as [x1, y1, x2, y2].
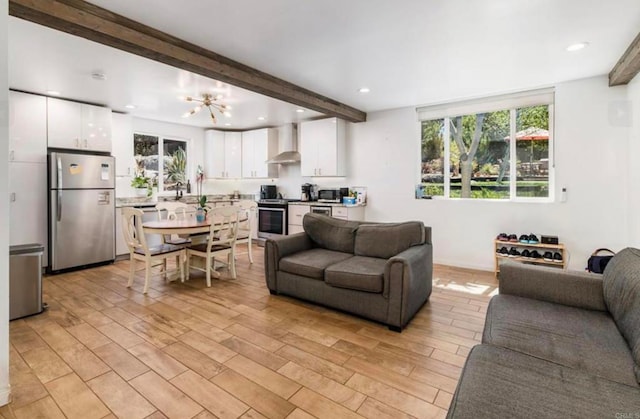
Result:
[508, 234, 518, 242]
[530, 250, 542, 259]
[496, 233, 508, 241]
[553, 252, 563, 262]
[521, 249, 531, 258]
[519, 234, 529, 244]
[528, 234, 539, 244]
[543, 251, 553, 261]
[498, 246, 509, 255]
[509, 247, 521, 258]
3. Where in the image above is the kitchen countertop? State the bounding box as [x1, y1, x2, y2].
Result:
[116, 194, 256, 208]
[288, 201, 366, 208]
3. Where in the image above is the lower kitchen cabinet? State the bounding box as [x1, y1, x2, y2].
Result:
[288, 205, 310, 235]
[332, 206, 365, 221]
[9, 162, 48, 267]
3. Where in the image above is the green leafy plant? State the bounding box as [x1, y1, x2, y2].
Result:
[166, 148, 187, 183]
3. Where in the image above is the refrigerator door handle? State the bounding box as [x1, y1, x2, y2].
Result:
[56, 156, 63, 190]
[57, 190, 62, 222]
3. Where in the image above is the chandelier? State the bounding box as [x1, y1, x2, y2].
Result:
[181, 93, 231, 124]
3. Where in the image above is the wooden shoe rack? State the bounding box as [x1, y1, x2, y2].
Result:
[494, 239, 567, 276]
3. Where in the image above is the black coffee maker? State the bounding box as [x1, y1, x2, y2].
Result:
[301, 183, 317, 201]
[260, 185, 277, 200]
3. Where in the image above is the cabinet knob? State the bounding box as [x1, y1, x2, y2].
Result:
[10, 192, 16, 202]
[75, 138, 80, 147]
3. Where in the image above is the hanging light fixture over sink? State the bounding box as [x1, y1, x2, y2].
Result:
[181, 93, 231, 124]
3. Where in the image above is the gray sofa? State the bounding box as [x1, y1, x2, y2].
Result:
[264, 213, 432, 331]
[447, 248, 640, 418]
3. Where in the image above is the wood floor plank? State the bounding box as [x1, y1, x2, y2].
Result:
[278, 362, 366, 411]
[9, 327, 48, 354]
[87, 371, 157, 419]
[276, 345, 354, 384]
[434, 391, 454, 410]
[280, 333, 351, 365]
[224, 323, 285, 352]
[171, 370, 249, 419]
[346, 373, 446, 419]
[332, 340, 415, 376]
[97, 322, 145, 349]
[178, 331, 237, 363]
[130, 371, 204, 419]
[285, 408, 316, 419]
[20, 347, 73, 383]
[45, 373, 110, 419]
[225, 355, 301, 399]
[12, 396, 66, 419]
[221, 336, 288, 370]
[212, 369, 296, 419]
[289, 388, 365, 419]
[65, 323, 112, 349]
[128, 342, 188, 380]
[92, 342, 150, 381]
[55, 343, 111, 381]
[356, 397, 416, 419]
[162, 342, 226, 379]
[128, 321, 179, 348]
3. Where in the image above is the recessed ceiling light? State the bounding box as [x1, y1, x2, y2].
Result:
[47, 90, 61, 96]
[257, 116, 266, 121]
[224, 123, 231, 126]
[125, 104, 136, 109]
[566, 42, 589, 52]
[296, 109, 305, 113]
[358, 87, 370, 93]
[224, 112, 232, 117]
[215, 94, 224, 100]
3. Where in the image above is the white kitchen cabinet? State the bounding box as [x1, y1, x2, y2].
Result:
[47, 97, 112, 152]
[204, 130, 242, 178]
[8, 91, 47, 163]
[111, 113, 134, 176]
[332, 205, 365, 221]
[300, 117, 346, 177]
[242, 128, 278, 178]
[9, 162, 48, 267]
[115, 208, 129, 256]
[288, 204, 310, 235]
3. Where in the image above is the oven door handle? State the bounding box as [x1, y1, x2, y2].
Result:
[258, 207, 285, 213]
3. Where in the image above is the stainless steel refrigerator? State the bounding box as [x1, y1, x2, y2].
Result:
[49, 151, 115, 272]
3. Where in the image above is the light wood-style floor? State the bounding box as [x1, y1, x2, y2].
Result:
[0, 245, 498, 419]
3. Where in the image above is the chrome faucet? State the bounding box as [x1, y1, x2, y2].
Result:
[175, 182, 183, 200]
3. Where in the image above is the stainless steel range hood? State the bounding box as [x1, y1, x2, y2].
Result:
[266, 124, 300, 164]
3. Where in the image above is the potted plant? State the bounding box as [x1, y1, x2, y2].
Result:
[131, 156, 154, 197]
[195, 165, 206, 221]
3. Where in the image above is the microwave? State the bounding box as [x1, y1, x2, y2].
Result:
[318, 188, 349, 203]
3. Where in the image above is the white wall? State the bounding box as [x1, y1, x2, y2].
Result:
[628, 76, 640, 248]
[0, 0, 11, 406]
[346, 76, 631, 271]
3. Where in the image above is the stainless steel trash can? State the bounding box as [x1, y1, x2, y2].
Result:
[10, 243, 45, 320]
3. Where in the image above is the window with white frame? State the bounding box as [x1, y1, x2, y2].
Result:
[133, 133, 188, 192]
[417, 89, 554, 200]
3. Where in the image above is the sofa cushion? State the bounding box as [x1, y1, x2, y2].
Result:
[602, 247, 640, 383]
[483, 294, 638, 387]
[447, 345, 640, 419]
[279, 248, 353, 280]
[354, 221, 425, 259]
[325, 256, 386, 293]
[303, 213, 359, 253]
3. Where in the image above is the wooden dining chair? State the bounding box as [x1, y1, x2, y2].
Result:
[121, 207, 186, 294]
[235, 200, 257, 263]
[155, 201, 192, 245]
[185, 206, 240, 287]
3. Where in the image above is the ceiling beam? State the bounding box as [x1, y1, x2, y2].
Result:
[609, 31, 640, 86]
[9, 0, 367, 123]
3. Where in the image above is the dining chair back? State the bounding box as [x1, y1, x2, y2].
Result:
[156, 202, 192, 245]
[236, 200, 258, 263]
[121, 207, 185, 294]
[186, 206, 240, 287]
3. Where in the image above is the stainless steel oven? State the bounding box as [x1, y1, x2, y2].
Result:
[257, 200, 288, 239]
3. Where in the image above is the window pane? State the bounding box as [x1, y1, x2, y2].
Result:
[420, 119, 445, 197]
[133, 134, 159, 184]
[515, 105, 550, 198]
[449, 111, 510, 199]
[164, 139, 187, 191]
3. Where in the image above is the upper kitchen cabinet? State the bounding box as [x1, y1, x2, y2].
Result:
[8, 91, 47, 163]
[242, 128, 278, 178]
[204, 130, 242, 178]
[300, 117, 346, 177]
[47, 97, 112, 152]
[111, 113, 134, 176]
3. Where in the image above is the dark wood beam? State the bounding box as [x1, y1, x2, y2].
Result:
[609, 31, 640, 86]
[9, 0, 367, 122]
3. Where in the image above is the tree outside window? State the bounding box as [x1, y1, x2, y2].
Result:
[134, 133, 188, 192]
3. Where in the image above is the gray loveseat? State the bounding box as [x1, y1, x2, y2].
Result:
[447, 248, 640, 418]
[264, 213, 432, 331]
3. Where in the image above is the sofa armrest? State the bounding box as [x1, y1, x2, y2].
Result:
[499, 262, 606, 311]
[385, 243, 433, 329]
[264, 233, 313, 292]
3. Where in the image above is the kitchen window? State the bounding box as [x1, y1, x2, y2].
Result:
[417, 89, 554, 201]
[133, 133, 188, 192]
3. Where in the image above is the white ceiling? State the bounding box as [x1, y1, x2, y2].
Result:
[9, 1, 640, 128]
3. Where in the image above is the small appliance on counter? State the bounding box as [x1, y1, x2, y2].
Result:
[260, 185, 278, 200]
[318, 187, 349, 203]
[301, 183, 318, 201]
[352, 186, 367, 204]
